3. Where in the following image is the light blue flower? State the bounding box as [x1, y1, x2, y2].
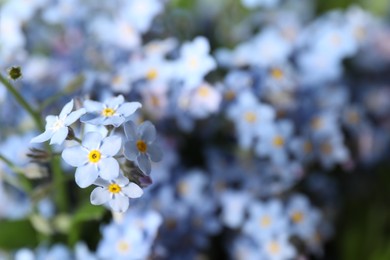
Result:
[243, 199, 289, 243]
[31, 99, 86, 145]
[286, 194, 321, 241]
[124, 121, 162, 175]
[219, 190, 251, 229]
[261, 233, 297, 260]
[81, 95, 141, 127]
[174, 36, 216, 87]
[227, 90, 275, 149]
[241, 0, 280, 9]
[90, 174, 143, 212]
[255, 120, 294, 164]
[97, 217, 152, 259]
[61, 132, 121, 188]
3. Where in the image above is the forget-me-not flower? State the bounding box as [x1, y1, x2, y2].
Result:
[62, 132, 121, 188]
[124, 121, 162, 175]
[31, 99, 86, 145]
[81, 95, 141, 127]
[90, 174, 143, 212]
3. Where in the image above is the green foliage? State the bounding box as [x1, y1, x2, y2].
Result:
[337, 164, 390, 260]
[67, 202, 106, 247]
[0, 219, 38, 250]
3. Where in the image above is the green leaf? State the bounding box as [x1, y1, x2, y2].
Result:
[0, 219, 38, 250]
[67, 203, 106, 246]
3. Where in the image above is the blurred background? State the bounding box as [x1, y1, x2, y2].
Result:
[0, 0, 390, 259]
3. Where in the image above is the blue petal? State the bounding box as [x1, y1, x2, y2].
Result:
[139, 121, 156, 142]
[122, 182, 143, 198]
[62, 146, 89, 167]
[65, 108, 86, 125]
[49, 127, 68, 145]
[90, 187, 110, 205]
[116, 102, 141, 117]
[109, 194, 129, 212]
[100, 135, 122, 156]
[31, 130, 53, 143]
[59, 99, 74, 119]
[98, 157, 119, 181]
[124, 141, 138, 161]
[84, 100, 104, 112]
[82, 132, 103, 150]
[147, 143, 163, 162]
[124, 121, 137, 140]
[137, 153, 151, 174]
[75, 164, 99, 188]
[105, 95, 124, 108]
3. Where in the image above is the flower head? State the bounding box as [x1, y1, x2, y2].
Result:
[90, 174, 143, 212]
[123, 121, 162, 175]
[31, 99, 86, 145]
[81, 95, 141, 127]
[61, 132, 121, 188]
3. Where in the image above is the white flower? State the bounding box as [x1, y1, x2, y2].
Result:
[90, 175, 143, 212]
[61, 132, 121, 188]
[31, 99, 85, 145]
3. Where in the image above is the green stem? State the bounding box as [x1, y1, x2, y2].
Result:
[0, 73, 68, 212]
[0, 154, 32, 193]
[0, 74, 44, 131]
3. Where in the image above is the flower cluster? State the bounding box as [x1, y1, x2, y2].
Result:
[0, 0, 389, 259]
[31, 96, 162, 212]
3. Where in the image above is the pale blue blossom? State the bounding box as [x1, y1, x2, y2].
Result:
[174, 37, 216, 87]
[261, 233, 297, 260]
[286, 194, 322, 240]
[124, 121, 162, 175]
[31, 99, 86, 145]
[90, 175, 143, 212]
[243, 199, 289, 243]
[227, 90, 275, 149]
[61, 132, 121, 188]
[81, 95, 141, 127]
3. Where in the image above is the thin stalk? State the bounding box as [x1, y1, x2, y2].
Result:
[0, 74, 44, 131]
[0, 74, 68, 212]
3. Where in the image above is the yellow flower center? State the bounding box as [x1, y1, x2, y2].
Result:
[189, 57, 198, 69]
[112, 75, 123, 85]
[88, 150, 101, 163]
[150, 95, 160, 107]
[347, 111, 360, 124]
[146, 68, 158, 80]
[268, 241, 281, 254]
[224, 90, 236, 101]
[321, 142, 332, 155]
[108, 183, 121, 194]
[244, 112, 257, 123]
[303, 141, 312, 153]
[178, 182, 189, 195]
[310, 117, 323, 130]
[136, 140, 147, 153]
[259, 215, 272, 228]
[197, 85, 210, 97]
[291, 211, 304, 223]
[117, 240, 130, 253]
[102, 108, 116, 117]
[273, 136, 285, 147]
[270, 68, 284, 79]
